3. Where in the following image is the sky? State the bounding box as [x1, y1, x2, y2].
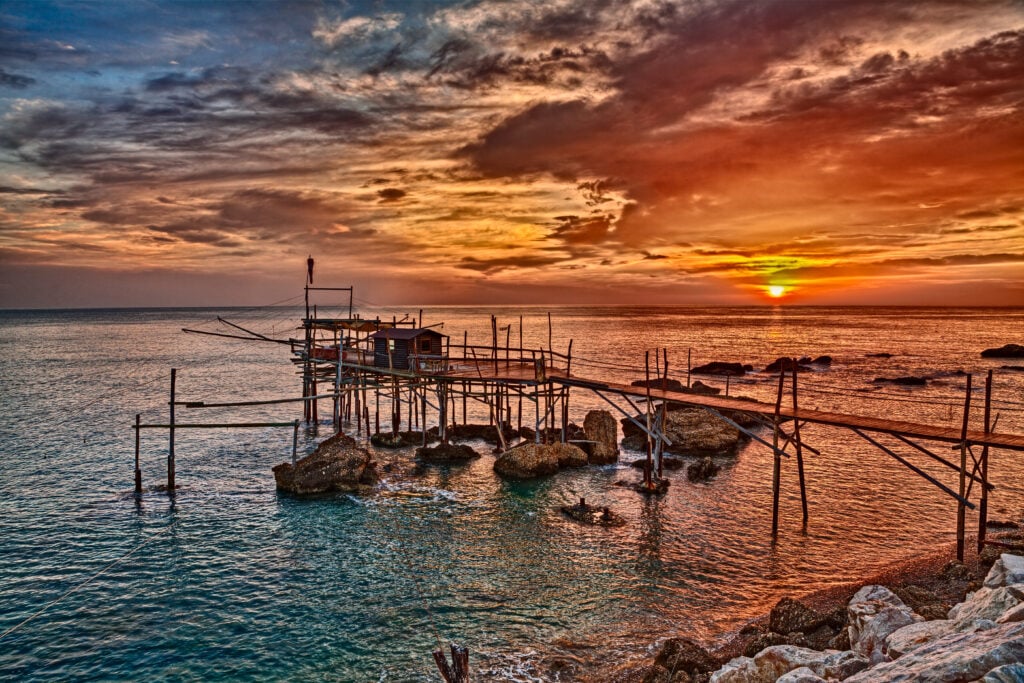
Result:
[1, 0, 1023, 308]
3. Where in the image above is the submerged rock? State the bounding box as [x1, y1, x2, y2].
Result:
[560, 499, 626, 527]
[686, 456, 721, 482]
[982, 344, 1024, 359]
[415, 443, 479, 464]
[691, 361, 750, 376]
[493, 442, 587, 479]
[765, 357, 812, 373]
[273, 432, 378, 494]
[583, 410, 619, 464]
[872, 376, 928, 386]
[370, 430, 437, 448]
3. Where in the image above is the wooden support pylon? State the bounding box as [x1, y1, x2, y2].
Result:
[792, 364, 809, 527]
[771, 365, 785, 538]
[957, 373, 973, 561]
[978, 370, 992, 553]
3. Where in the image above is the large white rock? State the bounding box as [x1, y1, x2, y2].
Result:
[983, 662, 1024, 681]
[984, 553, 1024, 589]
[848, 585, 923, 664]
[708, 646, 867, 683]
[885, 620, 957, 659]
[948, 585, 1024, 627]
[819, 650, 870, 679]
[844, 622, 1024, 682]
[710, 655, 755, 682]
[775, 667, 826, 683]
[997, 602, 1024, 624]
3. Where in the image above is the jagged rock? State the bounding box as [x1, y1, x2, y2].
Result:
[273, 433, 378, 494]
[634, 477, 671, 495]
[872, 376, 928, 386]
[632, 377, 687, 392]
[998, 602, 1024, 624]
[845, 622, 1024, 682]
[560, 500, 626, 527]
[827, 628, 851, 651]
[415, 443, 479, 463]
[943, 560, 973, 580]
[743, 632, 789, 657]
[770, 597, 829, 635]
[803, 625, 838, 651]
[710, 645, 862, 683]
[895, 585, 950, 621]
[638, 664, 693, 683]
[583, 410, 619, 464]
[984, 662, 1024, 681]
[885, 620, 957, 659]
[687, 456, 721, 482]
[690, 380, 721, 395]
[982, 344, 1024, 359]
[765, 357, 812, 373]
[775, 667, 825, 683]
[653, 637, 718, 677]
[630, 457, 686, 471]
[371, 430, 437, 448]
[622, 408, 742, 456]
[985, 554, 1024, 588]
[949, 585, 1024, 627]
[493, 442, 587, 479]
[811, 356, 832, 366]
[847, 585, 923, 664]
[691, 361, 749, 376]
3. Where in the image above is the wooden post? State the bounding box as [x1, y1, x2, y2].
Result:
[978, 370, 992, 553]
[957, 373, 972, 561]
[168, 368, 176, 494]
[292, 419, 299, 465]
[687, 348, 691, 388]
[792, 364, 808, 526]
[134, 413, 142, 495]
[433, 643, 469, 683]
[771, 367, 785, 537]
[547, 312, 552, 355]
[491, 315, 498, 374]
[644, 351, 653, 488]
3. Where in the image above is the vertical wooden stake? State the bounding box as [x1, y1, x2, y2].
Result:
[978, 370, 992, 553]
[292, 419, 299, 465]
[687, 348, 692, 388]
[771, 367, 785, 537]
[168, 368, 176, 494]
[134, 413, 142, 495]
[792, 365, 808, 526]
[957, 373, 972, 561]
[644, 351, 653, 488]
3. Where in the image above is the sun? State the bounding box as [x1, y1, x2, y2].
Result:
[767, 285, 786, 298]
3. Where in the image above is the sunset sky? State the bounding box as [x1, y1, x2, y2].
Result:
[1, 0, 1022, 307]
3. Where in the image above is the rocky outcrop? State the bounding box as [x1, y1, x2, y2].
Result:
[583, 410, 619, 464]
[446, 423, 519, 445]
[985, 553, 1024, 588]
[847, 584, 924, 664]
[653, 637, 719, 678]
[273, 432, 378, 494]
[982, 344, 1024, 359]
[710, 646, 868, 683]
[632, 377, 686, 392]
[686, 456, 721, 482]
[415, 443, 479, 464]
[765, 357, 811, 373]
[622, 408, 743, 456]
[493, 442, 587, 479]
[691, 361, 751, 376]
[770, 598, 830, 635]
[560, 499, 626, 527]
[371, 430, 438, 448]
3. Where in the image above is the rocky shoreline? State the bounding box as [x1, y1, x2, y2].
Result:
[600, 532, 1024, 683]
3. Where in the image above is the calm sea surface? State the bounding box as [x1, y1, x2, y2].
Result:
[2, 305, 1023, 681]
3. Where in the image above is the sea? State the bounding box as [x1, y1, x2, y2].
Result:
[1, 304, 1023, 682]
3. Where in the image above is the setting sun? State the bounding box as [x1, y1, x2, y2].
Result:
[767, 285, 786, 298]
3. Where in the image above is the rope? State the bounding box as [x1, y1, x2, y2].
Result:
[0, 527, 170, 644]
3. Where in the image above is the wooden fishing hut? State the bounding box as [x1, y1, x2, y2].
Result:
[370, 328, 447, 370]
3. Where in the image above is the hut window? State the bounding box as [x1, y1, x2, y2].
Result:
[419, 338, 431, 352]
[388, 339, 396, 352]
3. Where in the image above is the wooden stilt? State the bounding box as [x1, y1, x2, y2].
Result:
[168, 368, 176, 494]
[134, 413, 142, 495]
[978, 370, 992, 553]
[433, 643, 470, 683]
[792, 365, 808, 527]
[957, 373, 972, 561]
[292, 419, 299, 464]
[771, 367, 785, 537]
[644, 351, 653, 488]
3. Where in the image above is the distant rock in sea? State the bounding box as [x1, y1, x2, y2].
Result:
[873, 376, 928, 386]
[867, 352, 894, 358]
[691, 361, 751, 376]
[982, 344, 1024, 359]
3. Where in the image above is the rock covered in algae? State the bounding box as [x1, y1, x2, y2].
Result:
[622, 408, 742, 456]
[273, 432, 378, 494]
[559, 500, 626, 527]
[415, 442, 480, 464]
[493, 442, 587, 479]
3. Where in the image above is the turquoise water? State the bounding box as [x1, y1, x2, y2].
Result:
[2, 305, 1023, 681]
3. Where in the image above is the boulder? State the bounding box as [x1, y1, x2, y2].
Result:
[415, 443, 479, 464]
[847, 585, 923, 664]
[631, 456, 686, 471]
[984, 553, 1024, 588]
[447, 423, 518, 445]
[560, 499, 626, 527]
[845, 622, 1024, 682]
[775, 667, 825, 683]
[884, 620, 957, 659]
[690, 380, 721, 395]
[981, 344, 1024, 359]
[622, 408, 741, 456]
[653, 637, 719, 677]
[493, 442, 587, 479]
[948, 585, 1024, 627]
[765, 357, 811, 373]
[583, 410, 619, 464]
[691, 361, 749, 376]
[770, 597, 829, 635]
[710, 645, 860, 683]
[998, 602, 1024, 624]
[984, 662, 1024, 681]
[371, 430, 437, 448]
[743, 631, 788, 657]
[687, 456, 721, 482]
[894, 585, 950, 622]
[273, 433, 378, 494]
[632, 377, 687, 392]
[811, 356, 832, 366]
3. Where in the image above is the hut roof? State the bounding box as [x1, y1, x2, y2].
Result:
[368, 327, 446, 340]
